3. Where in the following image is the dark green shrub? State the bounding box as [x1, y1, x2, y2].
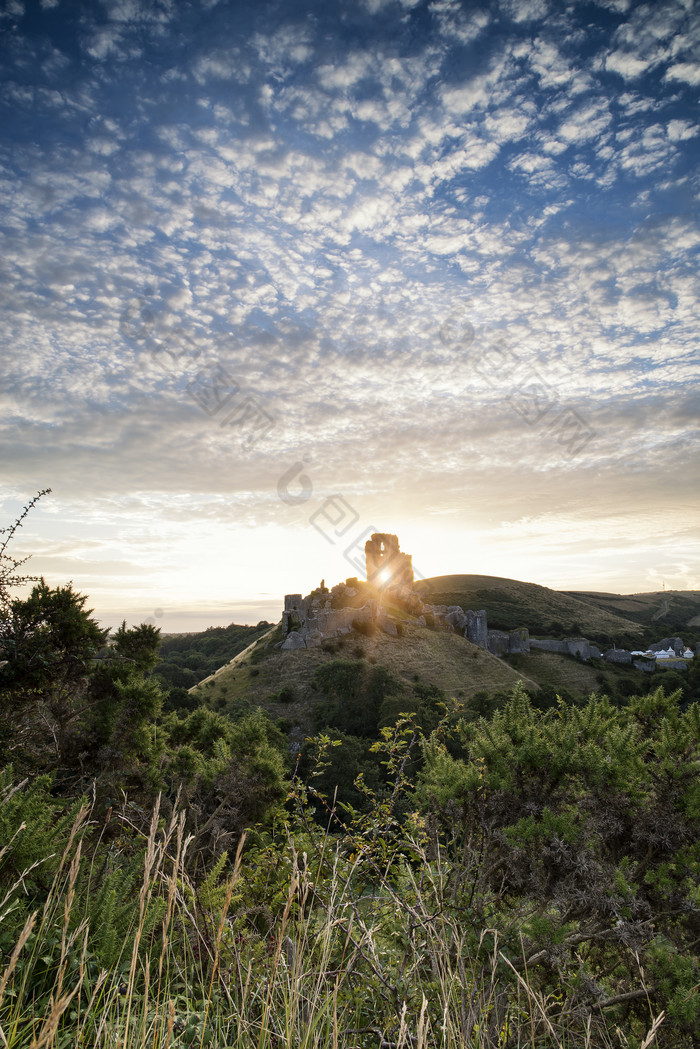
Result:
[417, 685, 700, 1042]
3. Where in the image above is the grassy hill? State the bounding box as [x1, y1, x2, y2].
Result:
[192, 619, 540, 737]
[416, 574, 644, 645]
[566, 589, 700, 640]
[181, 580, 700, 725]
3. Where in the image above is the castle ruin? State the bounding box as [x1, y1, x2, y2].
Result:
[278, 531, 505, 653]
[278, 534, 696, 671]
[364, 533, 414, 588]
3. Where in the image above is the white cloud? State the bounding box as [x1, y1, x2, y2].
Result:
[317, 52, 374, 91]
[252, 25, 314, 68]
[484, 107, 532, 143]
[442, 77, 492, 115]
[666, 118, 699, 141]
[615, 122, 677, 175]
[605, 50, 653, 78]
[614, 0, 689, 48]
[509, 151, 553, 173]
[557, 101, 612, 142]
[500, 0, 550, 23]
[192, 49, 251, 83]
[665, 61, 700, 85]
[528, 39, 587, 90]
[83, 21, 142, 60]
[429, 1, 490, 45]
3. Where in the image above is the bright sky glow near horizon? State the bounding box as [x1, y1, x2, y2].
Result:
[2, 0, 699, 632]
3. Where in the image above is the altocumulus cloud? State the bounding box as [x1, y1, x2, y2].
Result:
[1, 0, 699, 617]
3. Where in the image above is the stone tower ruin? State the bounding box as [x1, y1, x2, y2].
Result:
[364, 532, 414, 588]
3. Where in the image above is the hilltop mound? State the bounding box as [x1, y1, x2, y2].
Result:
[192, 619, 539, 737]
[416, 574, 644, 644]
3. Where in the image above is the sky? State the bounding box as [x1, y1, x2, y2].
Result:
[1, 0, 699, 632]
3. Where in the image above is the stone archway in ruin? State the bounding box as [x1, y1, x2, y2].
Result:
[364, 532, 414, 588]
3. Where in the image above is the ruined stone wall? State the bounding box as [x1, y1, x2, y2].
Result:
[487, 627, 530, 656]
[417, 604, 490, 648]
[466, 609, 489, 649]
[280, 582, 382, 649]
[283, 594, 304, 634]
[529, 639, 570, 654]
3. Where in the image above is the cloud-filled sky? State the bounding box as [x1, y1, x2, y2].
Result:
[2, 0, 699, 631]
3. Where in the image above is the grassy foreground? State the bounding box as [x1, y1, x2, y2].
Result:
[0, 807, 665, 1049]
[0, 722, 678, 1049]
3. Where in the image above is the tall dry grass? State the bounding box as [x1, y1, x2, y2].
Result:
[0, 796, 664, 1049]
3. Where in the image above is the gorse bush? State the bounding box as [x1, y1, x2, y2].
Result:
[417, 685, 700, 1045]
[0, 771, 84, 891]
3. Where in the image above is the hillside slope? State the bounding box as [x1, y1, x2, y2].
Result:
[192, 620, 540, 736]
[566, 589, 700, 637]
[156, 621, 272, 688]
[416, 574, 644, 643]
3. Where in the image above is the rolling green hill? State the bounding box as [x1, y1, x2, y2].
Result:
[416, 574, 644, 645]
[566, 589, 700, 639]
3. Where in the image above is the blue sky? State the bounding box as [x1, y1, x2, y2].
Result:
[2, 0, 699, 630]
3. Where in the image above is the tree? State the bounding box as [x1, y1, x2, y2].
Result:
[111, 619, 161, 672]
[62, 618, 169, 791]
[0, 579, 108, 768]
